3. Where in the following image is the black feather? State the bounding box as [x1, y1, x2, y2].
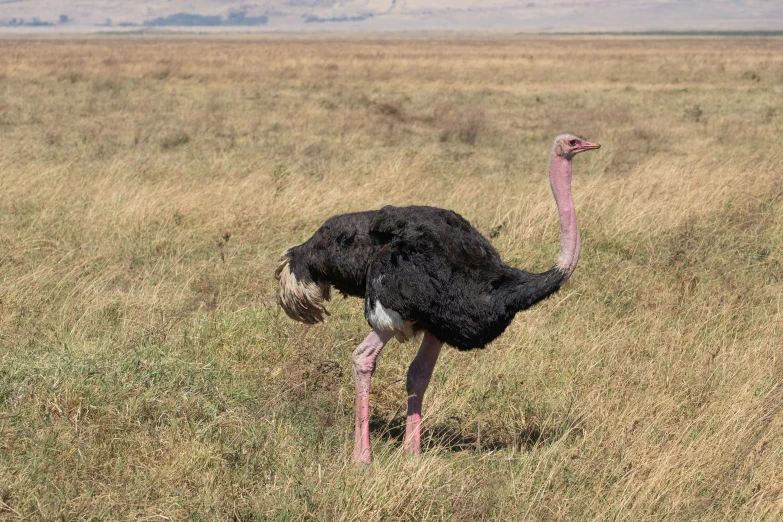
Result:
[284, 205, 566, 350]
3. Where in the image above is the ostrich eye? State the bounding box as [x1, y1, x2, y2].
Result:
[568, 139, 578, 146]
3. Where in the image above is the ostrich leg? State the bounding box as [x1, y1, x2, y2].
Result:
[404, 332, 443, 454]
[352, 329, 395, 463]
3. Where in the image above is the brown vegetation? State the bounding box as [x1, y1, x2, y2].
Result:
[0, 35, 782, 520]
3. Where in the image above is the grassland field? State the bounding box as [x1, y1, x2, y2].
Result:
[0, 35, 782, 520]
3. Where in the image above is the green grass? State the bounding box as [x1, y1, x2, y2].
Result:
[0, 35, 782, 520]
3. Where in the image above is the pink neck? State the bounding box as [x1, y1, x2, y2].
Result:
[549, 153, 580, 280]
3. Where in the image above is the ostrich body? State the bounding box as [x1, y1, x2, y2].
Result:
[275, 134, 600, 462]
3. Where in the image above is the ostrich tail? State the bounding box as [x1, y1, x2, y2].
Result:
[275, 249, 331, 324]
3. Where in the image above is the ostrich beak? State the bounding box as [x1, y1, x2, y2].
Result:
[575, 141, 601, 153]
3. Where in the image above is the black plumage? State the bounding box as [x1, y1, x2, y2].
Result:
[282, 205, 565, 350]
[276, 133, 600, 462]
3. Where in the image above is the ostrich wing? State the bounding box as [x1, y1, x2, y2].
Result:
[365, 206, 518, 350]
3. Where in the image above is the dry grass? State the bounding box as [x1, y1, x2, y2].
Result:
[0, 35, 782, 520]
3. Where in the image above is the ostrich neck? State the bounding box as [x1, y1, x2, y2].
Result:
[506, 149, 580, 314]
[549, 154, 580, 280]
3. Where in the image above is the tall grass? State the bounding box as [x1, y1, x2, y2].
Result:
[0, 35, 782, 520]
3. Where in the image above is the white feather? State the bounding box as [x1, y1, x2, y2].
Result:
[368, 300, 405, 332]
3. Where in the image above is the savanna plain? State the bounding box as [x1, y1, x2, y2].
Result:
[0, 35, 782, 520]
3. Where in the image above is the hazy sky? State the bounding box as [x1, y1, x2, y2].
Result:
[1, 1, 781, 32]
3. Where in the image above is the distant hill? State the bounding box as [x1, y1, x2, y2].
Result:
[1, 0, 781, 32]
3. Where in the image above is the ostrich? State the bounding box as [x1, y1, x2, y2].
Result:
[275, 134, 600, 463]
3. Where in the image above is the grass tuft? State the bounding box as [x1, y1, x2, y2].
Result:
[0, 35, 782, 520]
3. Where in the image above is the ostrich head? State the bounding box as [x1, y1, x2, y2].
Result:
[553, 134, 601, 160]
